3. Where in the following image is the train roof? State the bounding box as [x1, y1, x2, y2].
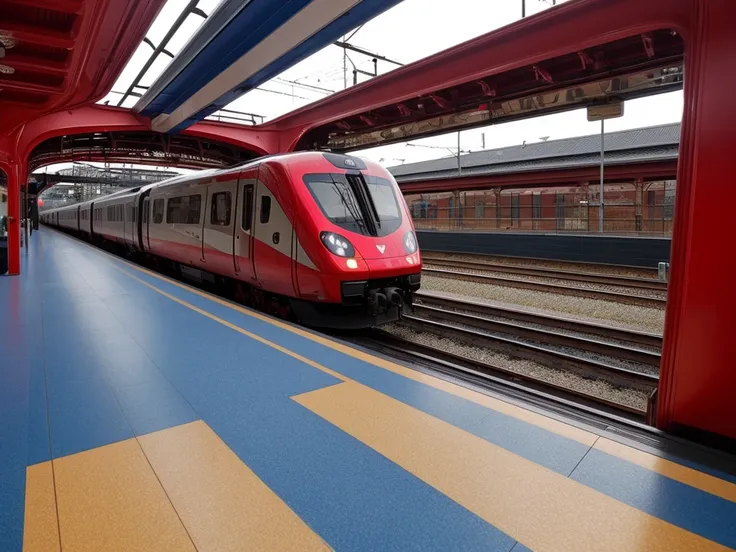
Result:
[40, 151, 379, 213]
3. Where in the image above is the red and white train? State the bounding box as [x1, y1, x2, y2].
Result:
[41, 152, 422, 328]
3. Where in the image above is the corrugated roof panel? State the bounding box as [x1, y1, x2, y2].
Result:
[389, 123, 681, 178]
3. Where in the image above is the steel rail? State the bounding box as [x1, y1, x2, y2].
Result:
[422, 255, 668, 291]
[422, 267, 667, 308]
[412, 303, 661, 367]
[357, 329, 651, 422]
[401, 314, 659, 392]
[415, 290, 664, 350]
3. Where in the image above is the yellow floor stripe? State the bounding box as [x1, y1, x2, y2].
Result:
[23, 462, 60, 552]
[595, 438, 736, 503]
[138, 421, 331, 552]
[53, 439, 196, 552]
[294, 381, 731, 552]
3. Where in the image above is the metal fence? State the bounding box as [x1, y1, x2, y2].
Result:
[407, 182, 676, 237]
[412, 216, 673, 235]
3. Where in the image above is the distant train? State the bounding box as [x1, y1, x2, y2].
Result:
[41, 152, 422, 328]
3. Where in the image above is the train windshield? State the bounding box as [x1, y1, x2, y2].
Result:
[304, 173, 402, 237]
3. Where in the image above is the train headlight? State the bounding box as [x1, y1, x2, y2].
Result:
[403, 231, 417, 254]
[320, 231, 355, 257]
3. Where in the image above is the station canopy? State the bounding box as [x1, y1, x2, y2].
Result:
[94, 0, 683, 166]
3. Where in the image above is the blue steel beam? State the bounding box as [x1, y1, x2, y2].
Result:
[136, 0, 402, 133]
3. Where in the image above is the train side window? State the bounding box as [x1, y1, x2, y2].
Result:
[242, 185, 254, 232]
[153, 199, 164, 224]
[167, 194, 201, 224]
[187, 195, 201, 224]
[260, 195, 271, 224]
[166, 198, 180, 223]
[210, 192, 231, 226]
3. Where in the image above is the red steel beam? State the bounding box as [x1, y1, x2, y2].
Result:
[265, 0, 690, 150]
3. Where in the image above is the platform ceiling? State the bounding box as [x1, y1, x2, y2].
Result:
[92, 0, 683, 168]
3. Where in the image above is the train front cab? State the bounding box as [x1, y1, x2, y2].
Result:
[281, 153, 422, 329]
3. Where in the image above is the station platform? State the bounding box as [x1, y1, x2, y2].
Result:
[1, 229, 735, 552]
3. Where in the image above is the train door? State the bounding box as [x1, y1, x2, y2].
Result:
[141, 197, 150, 251]
[251, 165, 296, 297]
[202, 178, 236, 276]
[234, 173, 257, 282]
[76, 205, 81, 232]
[125, 202, 133, 246]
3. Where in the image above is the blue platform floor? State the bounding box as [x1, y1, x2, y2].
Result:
[1, 229, 735, 552]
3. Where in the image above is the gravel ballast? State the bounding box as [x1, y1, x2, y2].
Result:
[385, 323, 649, 412]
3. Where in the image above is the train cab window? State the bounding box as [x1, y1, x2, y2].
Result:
[364, 175, 401, 222]
[167, 194, 201, 224]
[260, 195, 271, 224]
[304, 173, 401, 236]
[242, 185, 254, 232]
[152, 199, 164, 224]
[210, 192, 231, 226]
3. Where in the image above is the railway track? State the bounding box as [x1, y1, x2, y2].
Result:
[422, 254, 666, 289]
[354, 329, 655, 423]
[422, 267, 667, 309]
[400, 311, 658, 389]
[353, 291, 662, 421]
[415, 291, 663, 350]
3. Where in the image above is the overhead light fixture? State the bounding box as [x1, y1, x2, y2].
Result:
[0, 64, 14, 75]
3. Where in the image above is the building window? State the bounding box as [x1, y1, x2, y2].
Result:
[663, 181, 676, 221]
[532, 192, 542, 219]
[152, 199, 164, 224]
[210, 192, 231, 226]
[556, 192, 565, 223]
[167, 195, 201, 224]
[648, 189, 656, 220]
[511, 193, 520, 221]
[475, 201, 485, 219]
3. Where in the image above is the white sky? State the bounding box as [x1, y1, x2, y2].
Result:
[44, 0, 683, 176]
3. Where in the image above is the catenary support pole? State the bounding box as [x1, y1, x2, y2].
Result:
[599, 118, 604, 233]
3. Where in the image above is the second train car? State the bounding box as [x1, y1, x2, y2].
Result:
[41, 152, 422, 328]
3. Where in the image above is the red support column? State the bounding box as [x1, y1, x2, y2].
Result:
[6, 161, 20, 275]
[657, 0, 736, 440]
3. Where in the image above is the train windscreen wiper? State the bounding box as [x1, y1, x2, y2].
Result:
[345, 173, 378, 236]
